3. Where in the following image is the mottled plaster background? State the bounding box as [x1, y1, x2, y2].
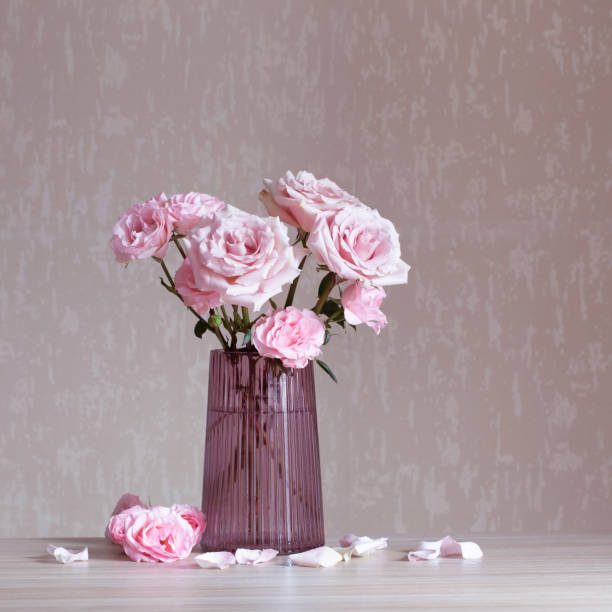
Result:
[1, 0, 611, 537]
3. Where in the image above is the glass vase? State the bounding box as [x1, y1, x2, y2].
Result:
[200, 350, 325, 554]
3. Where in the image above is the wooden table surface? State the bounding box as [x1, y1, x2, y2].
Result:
[1, 535, 611, 610]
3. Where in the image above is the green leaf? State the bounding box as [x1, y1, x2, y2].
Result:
[194, 319, 208, 339]
[318, 272, 335, 297]
[323, 329, 331, 345]
[269, 299, 278, 310]
[316, 359, 338, 383]
[242, 329, 251, 346]
[328, 306, 345, 321]
[321, 299, 341, 317]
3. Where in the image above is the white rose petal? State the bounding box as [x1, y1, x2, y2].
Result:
[195, 551, 236, 569]
[47, 544, 88, 564]
[408, 535, 483, 561]
[337, 534, 388, 558]
[235, 548, 279, 565]
[289, 546, 343, 568]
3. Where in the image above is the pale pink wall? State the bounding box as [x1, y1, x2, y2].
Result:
[1, 0, 611, 536]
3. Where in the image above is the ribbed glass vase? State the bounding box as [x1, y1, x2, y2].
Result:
[200, 350, 325, 554]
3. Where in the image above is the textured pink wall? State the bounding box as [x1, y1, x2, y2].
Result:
[1, 0, 611, 537]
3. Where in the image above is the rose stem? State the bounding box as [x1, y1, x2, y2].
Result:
[172, 236, 187, 259]
[284, 254, 308, 308]
[241, 307, 250, 327]
[232, 305, 242, 329]
[154, 253, 230, 351]
[220, 305, 236, 348]
[313, 272, 336, 314]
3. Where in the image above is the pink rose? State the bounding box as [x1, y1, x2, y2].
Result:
[342, 281, 387, 334]
[171, 504, 207, 544]
[110, 193, 175, 263]
[174, 259, 222, 314]
[167, 192, 225, 234]
[307, 206, 410, 285]
[106, 505, 147, 545]
[260, 170, 363, 232]
[253, 307, 325, 368]
[105, 492, 147, 543]
[122, 506, 195, 563]
[183, 205, 304, 311]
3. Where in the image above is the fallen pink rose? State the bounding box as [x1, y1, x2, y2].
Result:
[408, 535, 483, 561]
[47, 544, 88, 564]
[338, 534, 388, 557]
[235, 548, 279, 565]
[195, 551, 237, 569]
[289, 546, 343, 568]
[122, 506, 195, 563]
[170, 504, 207, 547]
[105, 493, 148, 544]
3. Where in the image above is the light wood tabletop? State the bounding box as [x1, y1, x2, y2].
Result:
[1, 535, 611, 610]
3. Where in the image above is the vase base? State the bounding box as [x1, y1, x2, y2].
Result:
[200, 537, 325, 556]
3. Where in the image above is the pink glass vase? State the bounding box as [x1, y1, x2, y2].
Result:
[200, 350, 325, 554]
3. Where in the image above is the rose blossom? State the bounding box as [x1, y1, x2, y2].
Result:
[171, 504, 207, 545]
[122, 506, 195, 563]
[253, 307, 325, 368]
[174, 259, 222, 313]
[183, 205, 304, 311]
[341, 281, 387, 334]
[307, 206, 410, 285]
[167, 192, 225, 234]
[106, 505, 148, 545]
[110, 193, 175, 263]
[259, 170, 363, 232]
[104, 492, 147, 544]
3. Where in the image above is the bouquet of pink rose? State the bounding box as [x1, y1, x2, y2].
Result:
[110, 171, 410, 380]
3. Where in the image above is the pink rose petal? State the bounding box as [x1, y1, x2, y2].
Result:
[109, 493, 146, 517]
[289, 546, 343, 568]
[339, 534, 359, 547]
[195, 551, 236, 569]
[408, 536, 483, 561]
[47, 544, 88, 564]
[235, 548, 279, 565]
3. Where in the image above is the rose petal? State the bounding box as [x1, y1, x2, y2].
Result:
[337, 534, 388, 558]
[235, 548, 279, 565]
[407, 548, 439, 561]
[110, 493, 146, 517]
[289, 546, 343, 568]
[457, 540, 484, 559]
[408, 536, 483, 561]
[351, 536, 388, 557]
[194, 551, 236, 569]
[338, 534, 359, 547]
[47, 544, 89, 564]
